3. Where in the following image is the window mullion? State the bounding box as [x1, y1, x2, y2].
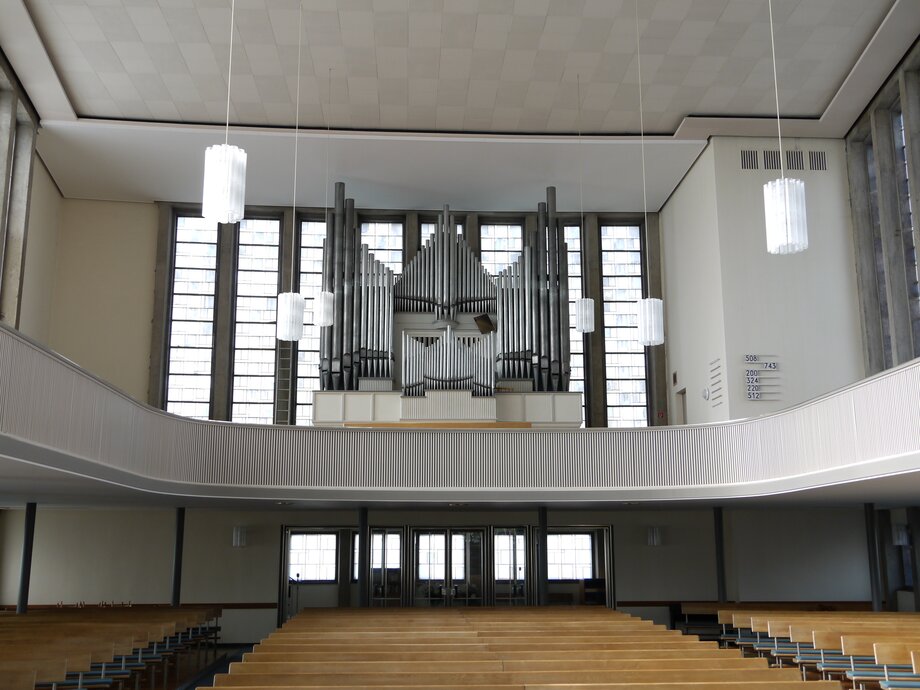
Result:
[211, 221, 239, 421]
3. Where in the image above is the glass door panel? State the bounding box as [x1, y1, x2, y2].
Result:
[370, 529, 402, 607]
[494, 528, 526, 605]
[413, 529, 484, 606]
[414, 530, 448, 606]
[450, 530, 483, 606]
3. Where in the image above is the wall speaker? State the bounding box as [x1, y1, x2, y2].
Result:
[647, 526, 662, 547]
[232, 525, 247, 548]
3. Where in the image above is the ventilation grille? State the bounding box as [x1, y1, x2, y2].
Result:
[786, 150, 804, 171]
[763, 150, 781, 170]
[709, 358, 723, 408]
[741, 149, 759, 170]
[809, 150, 827, 171]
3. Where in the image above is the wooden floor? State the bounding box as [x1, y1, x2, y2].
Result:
[202, 607, 843, 689]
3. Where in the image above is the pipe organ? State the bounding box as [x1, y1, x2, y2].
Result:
[319, 182, 394, 390]
[318, 183, 574, 400]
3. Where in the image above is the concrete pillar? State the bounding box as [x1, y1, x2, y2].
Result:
[0, 92, 16, 293]
[16, 502, 36, 614]
[171, 507, 185, 607]
[870, 108, 915, 364]
[846, 138, 887, 375]
[713, 507, 727, 603]
[536, 507, 548, 606]
[865, 503, 884, 611]
[0, 119, 36, 328]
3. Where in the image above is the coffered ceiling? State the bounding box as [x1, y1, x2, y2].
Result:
[20, 0, 901, 134]
[0, 0, 917, 209]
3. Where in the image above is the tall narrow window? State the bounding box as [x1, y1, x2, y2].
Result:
[493, 532, 526, 581]
[546, 533, 593, 580]
[165, 216, 217, 419]
[893, 110, 920, 355]
[601, 225, 647, 427]
[231, 218, 280, 424]
[451, 533, 466, 580]
[289, 533, 338, 582]
[361, 221, 403, 275]
[421, 221, 463, 245]
[564, 225, 585, 425]
[296, 220, 327, 425]
[480, 223, 522, 275]
[417, 533, 446, 580]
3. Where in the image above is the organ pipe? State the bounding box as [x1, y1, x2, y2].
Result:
[343, 197, 355, 388]
[331, 182, 345, 390]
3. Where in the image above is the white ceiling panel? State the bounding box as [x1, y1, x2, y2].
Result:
[17, 0, 902, 134]
[36, 119, 705, 211]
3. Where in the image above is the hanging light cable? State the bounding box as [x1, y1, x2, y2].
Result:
[313, 67, 335, 327]
[202, 0, 247, 226]
[634, 0, 663, 347]
[573, 73, 594, 334]
[276, 2, 306, 342]
[763, 0, 808, 254]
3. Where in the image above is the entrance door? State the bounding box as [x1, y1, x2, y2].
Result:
[493, 527, 527, 605]
[412, 529, 484, 606]
[370, 529, 403, 607]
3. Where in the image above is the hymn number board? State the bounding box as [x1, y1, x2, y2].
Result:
[744, 354, 781, 401]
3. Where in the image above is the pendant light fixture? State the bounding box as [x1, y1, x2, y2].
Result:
[763, 0, 808, 255]
[313, 67, 335, 328]
[202, 0, 247, 226]
[276, 2, 306, 342]
[634, 0, 664, 347]
[573, 73, 595, 334]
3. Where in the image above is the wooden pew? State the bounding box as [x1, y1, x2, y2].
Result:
[206, 685, 844, 690]
[210, 667, 807, 686]
[0, 669, 37, 690]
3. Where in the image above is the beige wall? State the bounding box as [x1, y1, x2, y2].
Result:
[0, 505, 872, 641]
[47, 198, 158, 401]
[17, 158, 62, 344]
[0, 508, 174, 606]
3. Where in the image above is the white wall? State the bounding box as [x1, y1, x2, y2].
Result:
[18, 158, 62, 344]
[711, 137, 864, 419]
[47, 199, 158, 402]
[659, 145, 729, 424]
[660, 137, 864, 423]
